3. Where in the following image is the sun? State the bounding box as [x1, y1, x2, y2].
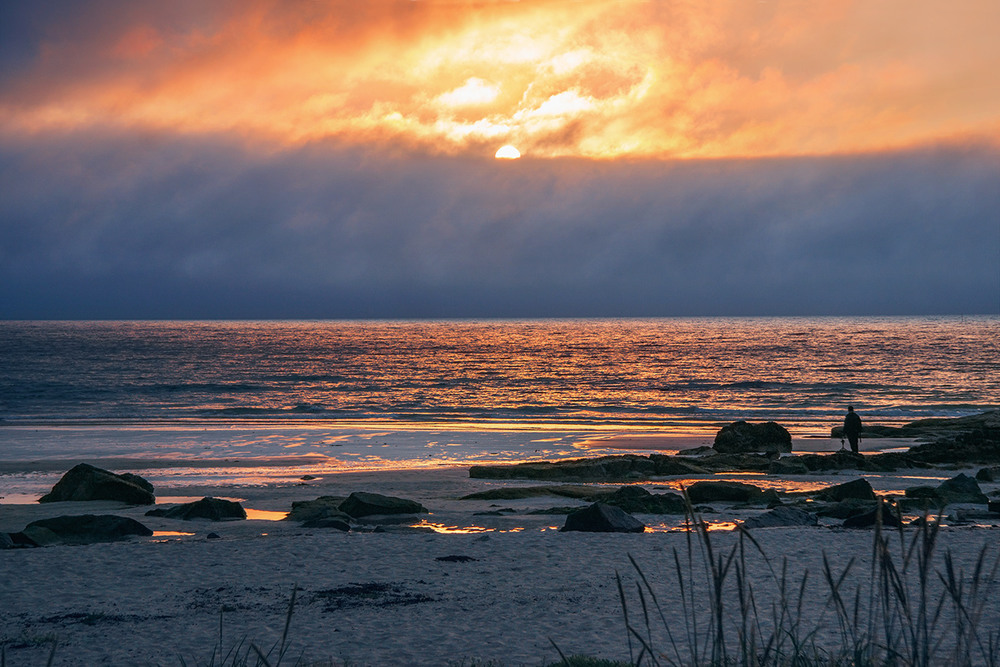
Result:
[494, 145, 521, 159]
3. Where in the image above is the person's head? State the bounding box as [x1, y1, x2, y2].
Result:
[847, 406, 854, 412]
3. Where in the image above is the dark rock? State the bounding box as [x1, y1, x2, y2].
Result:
[686, 481, 764, 504]
[470, 455, 657, 481]
[815, 498, 879, 519]
[814, 478, 876, 502]
[599, 486, 687, 514]
[833, 411, 1000, 440]
[842, 503, 904, 529]
[676, 446, 715, 456]
[21, 514, 153, 545]
[285, 496, 349, 523]
[39, 463, 155, 505]
[436, 555, 477, 562]
[768, 458, 810, 475]
[798, 450, 866, 472]
[206, 532, 221, 539]
[976, 466, 1000, 482]
[302, 517, 351, 531]
[0, 533, 15, 549]
[742, 506, 818, 529]
[935, 474, 988, 505]
[460, 485, 603, 501]
[145, 497, 247, 521]
[561, 502, 645, 533]
[695, 452, 774, 473]
[989, 501, 1000, 513]
[904, 486, 941, 501]
[338, 492, 427, 518]
[649, 454, 711, 475]
[907, 424, 1000, 464]
[714, 421, 792, 454]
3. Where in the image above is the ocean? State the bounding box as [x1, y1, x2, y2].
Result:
[0, 317, 997, 488]
[2, 317, 997, 430]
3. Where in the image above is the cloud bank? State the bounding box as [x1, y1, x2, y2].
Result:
[2, 134, 997, 318]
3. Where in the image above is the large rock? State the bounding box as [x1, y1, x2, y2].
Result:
[742, 506, 818, 529]
[813, 478, 876, 502]
[39, 463, 155, 505]
[815, 498, 879, 519]
[338, 492, 427, 518]
[768, 458, 810, 475]
[713, 421, 792, 454]
[843, 503, 903, 529]
[560, 503, 645, 533]
[145, 497, 246, 521]
[470, 455, 656, 481]
[906, 423, 1000, 464]
[285, 496, 348, 523]
[935, 474, 988, 505]
[686, 481, 766, 504]
[21, 514, 153, 546]
[599, 486, 686, 514]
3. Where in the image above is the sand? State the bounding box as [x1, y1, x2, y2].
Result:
[3, 455, 1000, 665]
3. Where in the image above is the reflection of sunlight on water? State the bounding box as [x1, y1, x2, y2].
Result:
[645, 521, 738, 533]
[245, 508, 289, 521]
[410, 520, 524, 534]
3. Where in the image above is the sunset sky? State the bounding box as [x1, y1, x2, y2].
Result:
[2, 0, 998, 318]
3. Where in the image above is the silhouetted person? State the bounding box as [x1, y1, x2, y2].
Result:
[843, 406, 863, 454]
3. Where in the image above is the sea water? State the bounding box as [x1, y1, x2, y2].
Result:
[0, 317, 997, 477]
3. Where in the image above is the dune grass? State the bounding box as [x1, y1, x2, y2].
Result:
[615, 496, 1000, 666]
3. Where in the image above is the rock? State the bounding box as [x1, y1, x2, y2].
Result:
[302, 517, 351, 531]
[649, 454, 711, 475]
[470, 455, 657, 481]
[676, 446, 715, 456]
[797, 450, 866, 472]
[713, 421, 792, 454]
[285, 496, 349, 523]
[815, 498, 880, 519]
[599, 486, 687, 514]
[693, 452, 775, 473]
[976, 466, 1000, 482]
[842, 503, 903, 529]
[460, 485, 603, 501]
[0, 533, 15, 549]
[768, 458, 810, 475]
[338, 492, 427, 518]
[206, 532, 221, 539]
[742, 506, 818, 529]
[989, 501, 1000, 513]
[436, 555, 477, 562]
[145, 497, 247, 521]
[813, 478, 876, 502]
[560, 503, 645, 533]
[39, 463, 155, 505]
[935, 474, 988, 505]
[685, 481, 765, 504]
[833, 411, 1000, 440]
[907, 424, 1000, 464]
[21, 514, 153, 545]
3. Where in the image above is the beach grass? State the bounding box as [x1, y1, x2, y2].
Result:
[616, 495, 1000, 666]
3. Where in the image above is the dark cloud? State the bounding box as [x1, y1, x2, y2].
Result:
[1, 132, 998, 318]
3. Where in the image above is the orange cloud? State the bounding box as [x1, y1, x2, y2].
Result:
[2, 0, 998, 158]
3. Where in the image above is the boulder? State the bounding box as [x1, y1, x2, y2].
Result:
[599, 486, 686, 514]
[649, 454, 711, 475]
[470, 455, 657, 481]
[815, 498, 879, 519]
[694, 453, 775, 473]
[713, 421, 792, 454]
[285, 496, 349, 523]
[768, 458, 810, 475]
[975, 466, 1000, 482]
[39, 463, 155, 505]
[302, 517, 351, 531]
[813, 478, 876, 503]
[842, 503, 904, 529]
[21, 514, 153, 546]
[907, 425, 1000, 464]
[560, 503, 645, 533]
[338, 492, 427, 518]
[742, 506, 818, 529]
[686, 481, 765, 504]
[935, 474, 988, 505]
[145, 497, 246, 521]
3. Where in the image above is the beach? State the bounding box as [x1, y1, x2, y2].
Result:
[4, 425, 1000, 666]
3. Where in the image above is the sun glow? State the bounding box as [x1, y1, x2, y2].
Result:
[2, 2, 997, 160]
[495, 145, 521, 159]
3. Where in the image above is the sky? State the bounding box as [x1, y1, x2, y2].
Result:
[1, 0, 998, 319]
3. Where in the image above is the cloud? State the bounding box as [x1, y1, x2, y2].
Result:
[1, 132, 997, 318]
[2, 0, 998, 158]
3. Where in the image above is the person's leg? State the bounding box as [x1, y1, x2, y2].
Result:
[849, 435, 859, 454]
